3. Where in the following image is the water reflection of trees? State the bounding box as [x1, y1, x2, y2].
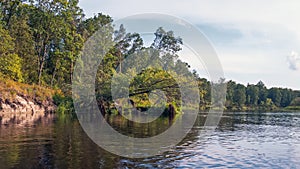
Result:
[104, 113, 175, 138]
[1, 112, 297, 168]
[0, 112, 175, 168]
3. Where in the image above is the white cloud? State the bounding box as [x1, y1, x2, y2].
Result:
[79, 0, 300, 38]
[287, 51, 300, 71]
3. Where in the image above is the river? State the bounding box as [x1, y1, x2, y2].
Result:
[0, 112, 300, 168]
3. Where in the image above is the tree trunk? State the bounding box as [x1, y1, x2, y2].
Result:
[50, 59, 58, 87]
[37, 35, 49, 86]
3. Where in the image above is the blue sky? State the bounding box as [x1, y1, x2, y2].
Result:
[78, 0, 300, 90]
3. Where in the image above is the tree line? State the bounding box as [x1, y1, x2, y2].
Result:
[223, 80, 299, 110]
[0, 0, 299, 112]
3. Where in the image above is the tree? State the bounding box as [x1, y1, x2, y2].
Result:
[233, 84, 246, 106]
[246, 84, 259, 105]
[268, 88, 282, 107]
[78, 13, 112, 40]
[46, 0, 84, 88]
[151, 27, 183, 54]
[113, 24, 143, 73]
[27, 2, 55, 85]
[9, 13, 37, 83]
[0, 24, 23, 81]
[20, 0, 86, 87]
[256, 81, 268, 105]
[226, 80, 236, 107]
[279, 88, 295, 107]
[0, 0, 23, 27]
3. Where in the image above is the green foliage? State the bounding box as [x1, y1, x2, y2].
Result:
[246, 84, 259, 105]
[0, 24, 23, 82]
[268, 87, 282, 107]
[0, 53, 23, 82]
[78, 13, 112, 39]
[233, 84, 246, 106]
[93, 26, 191, 114]
[9, 14, 37, 83]
[257, 80, 268, 104]
[0, 0, 113, 89]
[222, 80, 298, 111]
[151, 27, 183, 54]
[53, 94, 74, 114]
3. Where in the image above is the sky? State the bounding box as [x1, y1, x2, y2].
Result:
[78, 0, 300, 90]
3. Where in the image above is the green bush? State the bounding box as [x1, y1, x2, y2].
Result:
[53, 93, 74, 114]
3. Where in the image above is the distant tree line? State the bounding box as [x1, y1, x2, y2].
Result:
[191, 76, 300, 111]
[224, 80, 299, 110]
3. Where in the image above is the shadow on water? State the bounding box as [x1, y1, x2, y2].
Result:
[0, 111, 300, 168]
[104, 110, 176, 138]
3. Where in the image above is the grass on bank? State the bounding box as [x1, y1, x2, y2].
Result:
[0, 74, 74, 114]
[0, 73, 59, 102]
[283, 106, 300, 111]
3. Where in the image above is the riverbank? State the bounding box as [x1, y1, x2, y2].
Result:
[1, 75, 300, 122]
[223, 105, 300, 112]
[0, 77, 58, 124]
[198, 103, 300, 113]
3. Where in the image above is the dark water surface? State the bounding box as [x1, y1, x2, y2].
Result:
[1, 112, 300, 169]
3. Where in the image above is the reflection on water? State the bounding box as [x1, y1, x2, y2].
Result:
[0, 110, 54, 125]
[105, 113, 175, 138]
[0, 112, 300, 168]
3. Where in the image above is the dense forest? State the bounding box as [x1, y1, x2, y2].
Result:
[1, 0, 300, 113]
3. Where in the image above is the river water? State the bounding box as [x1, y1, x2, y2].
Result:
[0, 112, 300, 168]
